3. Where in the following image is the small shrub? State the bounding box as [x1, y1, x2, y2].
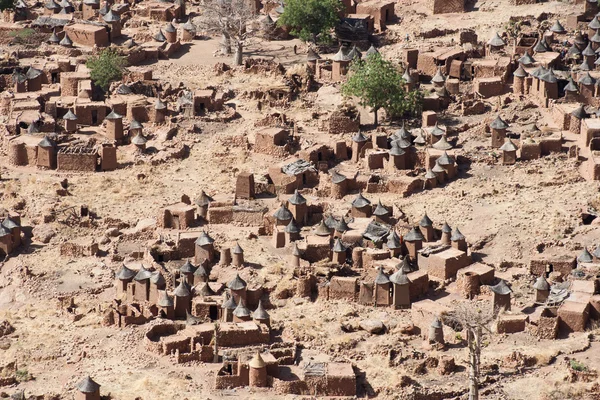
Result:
[15, 369, 33, 382]
[86, 48, 126, 91]
[455, 332, 463, 342]
[570, 359, 587, 372]
[9, 28, 35, 38]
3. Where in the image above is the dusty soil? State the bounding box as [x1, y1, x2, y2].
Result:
[1, 0, 599, 399]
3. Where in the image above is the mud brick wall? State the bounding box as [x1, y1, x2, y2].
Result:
[207, 206, 234, 224]
[218, 326, 269, 347]
[520, 142, 541, 160]
[304, 243, 331, 263]
[529, 257, 575, 277]
[176, 346, 213, 363]
[386, 177, 423, 197]
[362, 249, 390, 269]
[232, 207, 266, 226]
[214, 375, 245, 390]
[8, 142, 29, 166]
[273, 377, 309, 395]
[329, 112, 359, 134]
[430, 0, 464, 13]
[59, 242, 98, 257]
[474, 78, 504, 98]
[57, 152, 97, 172]
[496, 316, 527, 334]
[326, 374, 356, 396]
[534, 315, 558, 339]
[408, 271, 429, 301]
[540, 137, 563, 155]
[245, 288, 263, 310]
[329, 277, 358, 301]
[64, 25, 109, 47]
[162, 336, 191, 355]
[60, 74, 80, 97]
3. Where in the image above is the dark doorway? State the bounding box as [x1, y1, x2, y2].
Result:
[91, 110, 98, 125]
[209, 305, 218, 321]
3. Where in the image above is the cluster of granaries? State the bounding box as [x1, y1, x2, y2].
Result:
[0, 211, 23, 257]
[114, 246, 271, 327]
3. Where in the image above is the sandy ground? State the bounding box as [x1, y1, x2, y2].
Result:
[1, 0, 598, 399]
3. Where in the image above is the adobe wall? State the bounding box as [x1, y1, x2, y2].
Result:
[57, 152, 98, 172]
[429, 0, 464, 14]
[329, 277, 358, 301]
[529, 256, 576, 277]
[64, 25, 109, 47]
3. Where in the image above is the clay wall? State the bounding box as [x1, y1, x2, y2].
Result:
[329, 277, 358, 301]
[57, 148, 98, 172]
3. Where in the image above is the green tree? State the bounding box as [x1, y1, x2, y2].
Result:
[342, 53, 422, 126]
[277, 0, 343, 44]
[86, 48, 126, 91]
[0, 0, 16, 11]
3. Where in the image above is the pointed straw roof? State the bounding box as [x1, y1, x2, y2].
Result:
[315, 219, 332, 236]
[285, 218, 300, 234]
[442, 221, 452, 233]
[533, 275, 550, 291]
[332, 238, 346, 253]
[131, 133, 147, 146]
[134, 265, 153, 281]
[103, 9, 120, 22]
[373, 200, 389, 216]
[352, 192, 371, 208]
[336, 217, 350, 233]
[232, 242, 244, 254]
[578, 247, 593, 263]
[331, 170, 347, 184]
[578, 72, 595, 85]
[227, 273, 247, 290]
[437, 152, 455, 169]
[273, 203, 293, 220]
[487, 32, 506, 47]
[374, 267, 390, 285]
[63, 109, 77, 120]
[233, 298, 251, 318]
[404, 227, 424, 242]
[249, 351, 266, 368]
[549, 20, 565, 34]
[513, 65, 527, 78]
[222, 292, 237, 309]
[490, 115, 509, 129]
[389, 268, 410, 285]
[252, 300, 270, 320]
[173, 279, 191, 297]
[154, 30, 166, 42]
[517, 52, 535, 66]
[116, 264, 136, 280]
[489, 279, 512, 295]
[180, 259, 196, 274]
[76, 376, 100, 393]
[195, 231, 214, 246]
[451, 227, 465, 241]
[164, 22, 176, 32]
[419, 213, 433, 227]
[307, 48, 321, 61]
[387, 230, 401, 249]
[500, 139, 518, 152]
[48, 29, 60, 44]
[432, 135, 453, 150]
[195, 190, 213, 207]
[366, 44, 379, 57]
[352, 131, 368, 143]
[288, 189, 307, 205]
[197, 282, 216, 296]
[431, 67, 446, 83]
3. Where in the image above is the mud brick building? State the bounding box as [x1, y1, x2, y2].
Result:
[355, 0, 395, 31]
[57, 146, 98, 171]
[64, 23, 109, 47]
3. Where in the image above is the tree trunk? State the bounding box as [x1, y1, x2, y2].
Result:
[221, 33, 231, 55]
[373, 107, 379, 127]
[233, 41, 243, 66]
[213, 324, 219, 363]
[468, 328, 480, 400]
